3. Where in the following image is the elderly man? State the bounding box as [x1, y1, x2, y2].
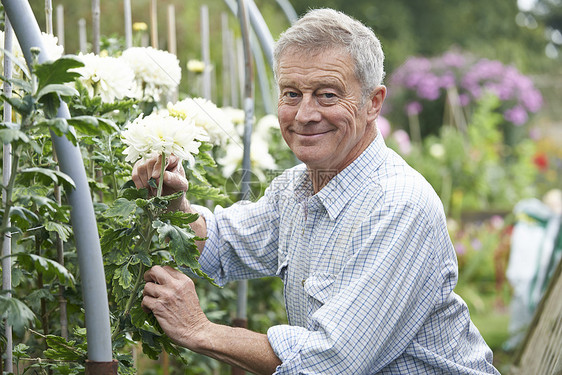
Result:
[135, 8, 500, 375]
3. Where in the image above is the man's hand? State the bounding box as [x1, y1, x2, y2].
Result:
[132, 154, 189, 212]
[142, 265, 282, 374]
[142, 265, 210, 350]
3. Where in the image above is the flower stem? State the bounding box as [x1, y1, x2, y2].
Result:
[157, 152, 166, 198]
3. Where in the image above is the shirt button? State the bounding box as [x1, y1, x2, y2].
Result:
[302, 279, 306, 286]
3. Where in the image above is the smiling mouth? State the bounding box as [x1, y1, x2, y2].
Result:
[294, 130, 331, 137]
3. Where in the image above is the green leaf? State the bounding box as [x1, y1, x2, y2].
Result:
[115, 263, 133, 289]
[36, 84, 79, 101]
[12, 343, 31, 359]
[34, 56, 84, 90]
[0, 127, 30, 144]
[97, 117, 120, 134]
[187, 184, 231, 205]
[37, 118, 77, 145]
[18, 167, 76, 190]
[10, 206, 40, 223]
[0, 75, 33, 93]
[0, 47, 31, 78]
[0, 294, 36, 333]
[0, 94, 34, 116]
[121, 186, 148, 201]
[159, 210, 200, 226]
[9, 206, 39, 231]
[67, 116, 100, 135]
[45, 221, 72, 242]
[104, 197, 139, 219]
[43, 335, 87, 361]
[17, 253, 75, 288]
[152, 220, 199, 270]
[129, 303, 150, 329]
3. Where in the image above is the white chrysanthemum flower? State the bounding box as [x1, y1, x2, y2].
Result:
[217, 133, 277, 181]
[255, 114, 279, 141]
[186, 59, 205, 74]
[121, 47, 181, 102]
[72, 53, 135, 103]
[429, 143, 446, 159]
[0, 31, 63, 79]
[168, 97, 236, 146]
[121, 112, 209, 167]
[221, 107, 246, 126]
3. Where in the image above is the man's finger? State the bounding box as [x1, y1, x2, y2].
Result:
[143, 265, 173, 284]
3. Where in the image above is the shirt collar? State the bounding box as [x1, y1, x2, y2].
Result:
[316, 134, 389, 220]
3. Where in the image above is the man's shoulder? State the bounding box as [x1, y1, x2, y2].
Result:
[376, 150, 444, 216]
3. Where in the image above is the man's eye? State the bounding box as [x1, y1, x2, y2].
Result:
[318, 92, 338, 104]
[281, 91, 300, 104]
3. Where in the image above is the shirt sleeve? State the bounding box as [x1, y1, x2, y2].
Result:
[194, 185, 282, 286]
[267, 199, 458, 374]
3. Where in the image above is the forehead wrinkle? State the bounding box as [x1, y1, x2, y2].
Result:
[277, 61, 350, 92]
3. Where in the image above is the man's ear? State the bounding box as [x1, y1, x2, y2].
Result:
[367, 85, 387, 122]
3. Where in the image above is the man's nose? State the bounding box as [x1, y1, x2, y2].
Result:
[295, 95, 322, 124]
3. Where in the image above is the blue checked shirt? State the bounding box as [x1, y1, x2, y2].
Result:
[197, 134, 500, 374]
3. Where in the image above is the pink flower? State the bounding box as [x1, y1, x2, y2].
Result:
[377, 116, 391, 138]
[392, 129, 412, 155]
[405, 101, 423, 116]
[504, 105, 528, 126]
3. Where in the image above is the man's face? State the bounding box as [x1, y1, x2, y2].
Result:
[276, 48, 385, 173]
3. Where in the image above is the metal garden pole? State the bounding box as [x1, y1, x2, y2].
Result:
[275, 0, 298, 24]
[232, 0, 254, 374]
[124, 0, 132, 49]
[56, 4, 64, 51]
[223, 0, 275, 68]
[1, 1, 116, 372]
[200, 5, 212, 100]
[92, 0, 100, 54]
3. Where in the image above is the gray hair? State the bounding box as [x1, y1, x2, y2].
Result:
[273, 8, 385, 100]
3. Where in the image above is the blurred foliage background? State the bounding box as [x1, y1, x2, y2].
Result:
[11, 0, 562, 373]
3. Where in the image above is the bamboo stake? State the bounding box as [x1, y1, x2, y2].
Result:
[45, 0, 53, 34]
[200, 5, 212, 100]
[56, 4, 65, 51]
[229, 30, 239, 108]
[167, 5, 178, 102]
[167, 5, 176, 55]
[79, 18, 88, 53]
[124, 0, 132, 49]
[236, 38, 245, 106]
[92, 0, 100, 54]
[221, 13, 230, 107]
[150, 0, 158, 49]
[2, 17, 14, 375]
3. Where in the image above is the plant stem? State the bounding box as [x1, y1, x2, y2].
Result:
[111, 221, 155, 341]
[157, 152, 166, 198]
[108, 134, 119, 201]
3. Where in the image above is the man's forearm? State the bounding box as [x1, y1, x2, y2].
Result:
[192, 322, 281, 375]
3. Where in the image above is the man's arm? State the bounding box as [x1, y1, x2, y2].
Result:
[142, 266, 281, 375]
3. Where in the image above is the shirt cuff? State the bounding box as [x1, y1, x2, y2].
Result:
[267, 325, 310, 374]
[191, 204, 226, 285]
